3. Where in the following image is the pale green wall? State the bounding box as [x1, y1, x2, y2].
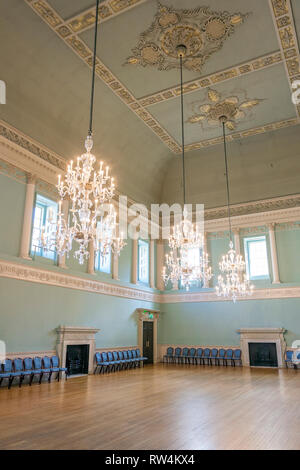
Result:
[159, 299, 300, 347]
[0, 277, 159, 353]
[0, 173, 25, 257]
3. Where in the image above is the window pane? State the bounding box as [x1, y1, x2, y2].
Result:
[245, 237, 269, 279]
[31, 194, 58, 260]
[96, 249, 111, 274]
[138, 240, 149, 283]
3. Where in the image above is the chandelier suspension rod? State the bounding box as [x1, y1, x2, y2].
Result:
[179, 54, 186, 206]
[222, 120, 232, 242]
[88, 0, 100, 137]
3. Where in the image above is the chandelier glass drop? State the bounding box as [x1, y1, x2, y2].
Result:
[42, 0, 126, 264]
[162, 45, 212, 291]
[216, 117, 254, 302]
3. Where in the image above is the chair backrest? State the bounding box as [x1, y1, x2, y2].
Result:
[123, 351, 128, 359]
[182, 347, 189, 356]
[3, 359, 13, 373]
[127, 350, 133, 359]
[226, 349, 233, 358]
[189, 348, 196, 356]
[196, 348, 203, 357]
[204, 348, 211, 357]
[218, 348, 225, 358]
[34, 357, 42, 369]
[211, 348, 218, 357]
[285, 350, 293, 360]
[233, 349, 241, 359]
[107, 351, 113, 361]
[13, 358, 23, 372]
[51, 356, 59, 368]
[166, 347, 174, 356]
[175, 347, 181, 356]
[113, 351, 119, 361]
[102, 352, 108, 362]
[95, 352, 102, 364]
[132, 350, 137, 358]
[297, 352, 300, 360]
[136, 349, 141, 357]
[43, 356, 51, 368]
[118, 351, 123, 360]
[24, 357, 33, 371]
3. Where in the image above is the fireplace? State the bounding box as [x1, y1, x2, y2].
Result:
[66, 344, 89, 375]
[249, 343, 278, 367]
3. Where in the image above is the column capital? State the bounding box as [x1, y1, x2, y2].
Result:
[232, 227, 240, 234]
[26, 173, 37, 184]
[267, 222, 276, 230]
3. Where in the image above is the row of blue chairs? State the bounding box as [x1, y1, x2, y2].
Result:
[285, 350, 300, 369]
[163, 347, 242, 367]
[94, 349, 147, 374]
[0, 356, 68, 389]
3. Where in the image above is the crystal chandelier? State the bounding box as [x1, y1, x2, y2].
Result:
[42, 0, 126, 264]
[216, 116, 254, 302]
[162, 45, 212, 291]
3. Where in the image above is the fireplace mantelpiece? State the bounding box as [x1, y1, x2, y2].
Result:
[237, 328, 286, 368]
[56, 326, 99, 374]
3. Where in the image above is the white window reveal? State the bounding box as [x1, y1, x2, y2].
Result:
[138, 240, 149, 284]
[244, 236, 269, 280]
[31, 194, 57, 260]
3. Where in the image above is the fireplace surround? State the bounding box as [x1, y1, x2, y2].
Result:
[56, 326, 99, 374]
[237, 328, 286, 368]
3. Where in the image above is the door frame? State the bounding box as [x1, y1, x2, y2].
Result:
[137, 308, 159, 364]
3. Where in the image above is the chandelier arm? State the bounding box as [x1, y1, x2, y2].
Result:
[88, 0, 100, 137]
[179, 54, 186, 206]
[222, 121, 232, 242]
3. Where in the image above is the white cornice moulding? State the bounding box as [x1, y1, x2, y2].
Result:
[0, 259, 160, 303]
[160, 286, 300, 303]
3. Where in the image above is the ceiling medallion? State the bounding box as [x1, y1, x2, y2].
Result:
[187, 89, 262, 131]
[125, 3, 249, 72]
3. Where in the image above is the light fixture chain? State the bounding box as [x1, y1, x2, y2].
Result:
[88, 0, 100, 137]
[222, 121, 232, 242]
[179, 54, 186, 206]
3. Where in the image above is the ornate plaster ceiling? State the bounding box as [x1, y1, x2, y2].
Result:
[0, 0, 300, 207]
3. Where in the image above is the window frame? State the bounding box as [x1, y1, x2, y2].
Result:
[95, 248, 112, 274]
[138, 239, 150, 285]
[244, 235, 270, 281]
[31, 193, 57, 260]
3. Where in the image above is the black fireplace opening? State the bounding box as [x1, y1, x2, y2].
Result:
[249, 342, 278, 367]
[66, 344, 89, 375]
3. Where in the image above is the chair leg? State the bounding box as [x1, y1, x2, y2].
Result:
[39, 373, 43, 385]
[8, 377, 14, 389]
[57, 372, 60, 382]
[48, 372, 52, 383]
[19, 376, 24, 388]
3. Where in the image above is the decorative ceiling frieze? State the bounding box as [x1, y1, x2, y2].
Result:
[186, 88, 263, 131]
[125, 2, 249, 72]
[138, 52, 283, 107]
[269, 0, 300, 118]
[184, 117, 299, 152]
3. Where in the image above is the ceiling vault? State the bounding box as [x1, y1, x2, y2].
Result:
[24, 0, 300, 154]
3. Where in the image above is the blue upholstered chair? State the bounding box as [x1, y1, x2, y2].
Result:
[23, 357, 36, 385]
[217, 348, 226, 366]
[226, 349, 234, 367]
[203, 348, 212, 366]
[51, 356, 68, 381]
[211, 348, 219, 366]
[8, 358, 28, 389]
[113, 351, 121, 370]
[100, 352, 111, 373]
[127, 350, 135, 368]
[131, 349, 139, 367]
[0, 359, 12, 387]
[180, 347, 189, 364]
[118, 350, 127, 369]
[94, 352, 102, 374]
[122, 350, 130, 369]
[34, 357, 52, 384]
[188, 348, 196, 365]
[232, 349, 242, 367]
[174, 347, 181, 364]
[135, 349, 147, 366]
[285, 350, 294, 368]
[107, 351, 116, 372]
[195, 348, 203, 365]
[42, 356, 54, 382]
[163, 347, 174, 364]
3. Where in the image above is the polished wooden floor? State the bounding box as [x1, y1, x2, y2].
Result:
[0, 363, 299, 450]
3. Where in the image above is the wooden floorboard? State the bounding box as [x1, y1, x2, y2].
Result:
[0, 364, 299, 450]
